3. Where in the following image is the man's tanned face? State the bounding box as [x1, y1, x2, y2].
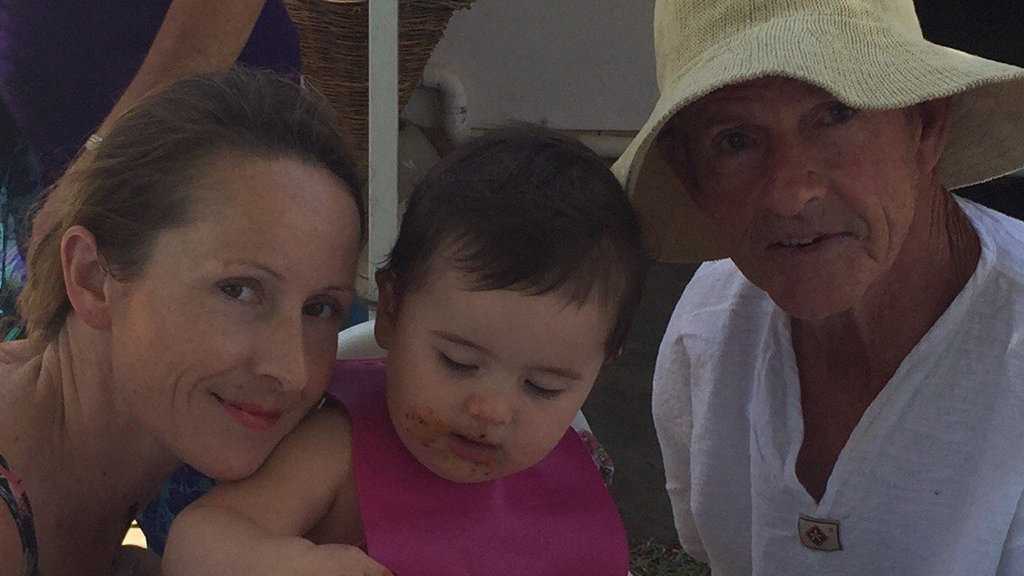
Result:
[662, 77, 946, 320]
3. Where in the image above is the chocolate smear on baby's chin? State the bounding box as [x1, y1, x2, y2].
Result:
[400, 406, 501, 479]
[473, 462, 496, 478]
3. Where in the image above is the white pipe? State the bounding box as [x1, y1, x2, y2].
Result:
[421, 65, 471, 144]
[367, 0, 400, 303]
[420, 66, 632, 159]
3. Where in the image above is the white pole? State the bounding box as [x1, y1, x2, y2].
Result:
[366, 0, 400, 305]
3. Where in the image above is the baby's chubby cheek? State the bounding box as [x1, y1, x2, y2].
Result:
[397, 405, 449, 448]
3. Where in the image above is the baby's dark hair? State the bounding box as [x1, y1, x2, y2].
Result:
[380, 125, 648, 357]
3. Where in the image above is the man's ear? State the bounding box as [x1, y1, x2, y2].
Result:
[373, 270, 399, 350]
[913, 97, 953, 179]
[61, 225, 113, 330]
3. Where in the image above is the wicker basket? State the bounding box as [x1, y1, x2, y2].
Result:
[284, 0, 475, 178]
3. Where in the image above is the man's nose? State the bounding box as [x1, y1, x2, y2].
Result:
[763, 142, 828, 217]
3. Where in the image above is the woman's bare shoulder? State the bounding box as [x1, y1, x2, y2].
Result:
[0, 340, 41, 364]
[0, 341, 44, 389]
[0, 379, 35, 576]
[0, 511, 25, 576]
[0, 341, 45, 409]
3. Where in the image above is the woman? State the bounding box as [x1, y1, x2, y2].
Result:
[0, 68, 366, 575]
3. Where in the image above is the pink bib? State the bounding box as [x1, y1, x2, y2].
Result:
[329, 359, 629, 576]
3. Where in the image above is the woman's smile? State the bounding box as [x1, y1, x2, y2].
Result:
[213, 394, 284, 432]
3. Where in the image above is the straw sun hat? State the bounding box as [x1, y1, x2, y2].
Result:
[613, 0, 1024, 263]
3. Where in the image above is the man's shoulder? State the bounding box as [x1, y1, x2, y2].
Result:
[953, 199, 1024, 349]
[962, 197, 1024, 285]
[663, 259, 776, 350]
[673, 259, 773, 321]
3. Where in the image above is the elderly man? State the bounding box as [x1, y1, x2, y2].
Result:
[615, 0, 1024, 574]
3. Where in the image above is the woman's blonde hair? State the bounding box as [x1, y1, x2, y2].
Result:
[19, 68, 363, 341]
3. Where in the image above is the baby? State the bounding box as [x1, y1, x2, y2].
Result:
[162, 126, 648, 575]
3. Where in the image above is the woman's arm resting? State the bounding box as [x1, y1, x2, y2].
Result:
[162, 408, 390, 576]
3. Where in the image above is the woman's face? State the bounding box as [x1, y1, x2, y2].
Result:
[107, 151, 362, 480]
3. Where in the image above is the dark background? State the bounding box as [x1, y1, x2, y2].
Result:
[918, 0, 1024, 216]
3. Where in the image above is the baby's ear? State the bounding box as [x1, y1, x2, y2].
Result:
[373, 270, 398, 350]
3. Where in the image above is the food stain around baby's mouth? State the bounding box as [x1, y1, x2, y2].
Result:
[398, 406, 502, 478]
[401, 406, 449, 448]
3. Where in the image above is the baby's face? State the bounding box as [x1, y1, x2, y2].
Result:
[374, 261, 612, 483]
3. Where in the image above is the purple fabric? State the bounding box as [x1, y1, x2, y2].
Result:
[0, 0, 300, 182]
[330, 359, 630, 576]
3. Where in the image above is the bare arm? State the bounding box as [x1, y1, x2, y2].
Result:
[162, 407, 390, 576]
[29, 0, 272, 249]
[95, 0, 269, 137]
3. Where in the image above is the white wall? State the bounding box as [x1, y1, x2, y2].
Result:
[426, 0, 658, 133]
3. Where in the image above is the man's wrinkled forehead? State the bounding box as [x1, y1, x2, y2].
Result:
[703, 77, 831, 102]
[669, 77, 837, 129]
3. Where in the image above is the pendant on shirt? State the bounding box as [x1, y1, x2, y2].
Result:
[798, 515, 842, 551]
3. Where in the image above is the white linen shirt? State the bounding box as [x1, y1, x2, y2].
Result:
[653, 198, 1024, 575]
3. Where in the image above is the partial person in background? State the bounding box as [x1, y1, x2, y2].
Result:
[0, 0, 298, 185]
[0, 68, 367, 576]
[615, 0, 1024, 574]
[0, 98, 33, 321]
[0, 0, 299, 329]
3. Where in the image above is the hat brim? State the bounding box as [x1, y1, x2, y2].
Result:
[615, 13, 1024, 263]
